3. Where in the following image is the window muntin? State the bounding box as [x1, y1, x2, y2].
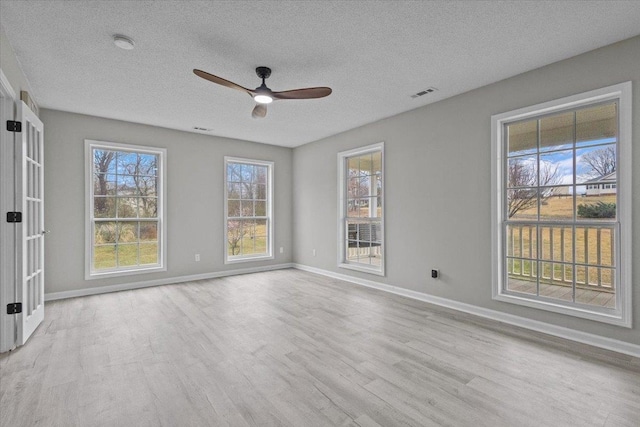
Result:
[86, 141, 165, 278]
[339, 143, 384, 275]
[224, 157, 273, 262]
[492, 82, 632, 327]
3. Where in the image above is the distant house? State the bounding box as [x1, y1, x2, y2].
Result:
[584, 171, 616, 196]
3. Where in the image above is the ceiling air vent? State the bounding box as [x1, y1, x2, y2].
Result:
[410, 87, 438, 99]
[193, 126, 212, 132]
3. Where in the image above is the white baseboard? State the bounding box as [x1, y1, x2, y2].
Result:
[45, 263, 294, 301]
[293, 263, 640, 359]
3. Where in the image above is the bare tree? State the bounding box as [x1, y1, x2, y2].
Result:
[507, 159, 562, 218]
[227, 220, 246, 256]
[122, 154, 158, 217]
[93, 150, 115, 215]
[580, 146, 615, 178]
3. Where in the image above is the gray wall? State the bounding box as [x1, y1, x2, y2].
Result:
[42, 109, 293, 294]
[292, 36, 640, 345]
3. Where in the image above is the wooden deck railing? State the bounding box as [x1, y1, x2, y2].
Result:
[507, 224, 615, 292]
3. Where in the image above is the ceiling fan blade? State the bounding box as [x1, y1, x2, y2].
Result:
[271, 87, 332, 100]
[252, 104, 267, 119]
[193, 69, 253, 95]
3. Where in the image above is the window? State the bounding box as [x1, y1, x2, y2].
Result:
[224, 157, 273, 263]
[338, 143, 384, 275]
[85, 140, 166, 278]
[491, 82, 632, 327]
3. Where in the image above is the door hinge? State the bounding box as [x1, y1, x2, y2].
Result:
[7, 303, 22, 314]
[6, 120, 22, 132]
[6, 212, 22, 223]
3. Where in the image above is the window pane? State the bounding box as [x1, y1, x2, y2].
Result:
[507, 189, 538, 220]
[228, 183, 241, 199]
[94, 197, 116, 218]
[255, 184, 267, 200]
[255, 166, 267, 183]
[94, 245, 116, 269]
[255, 219, 267, 236]
[117, 197, 138, 218]
[540, 111, 574, 151]
[507, 120, 537, 156]
[117, 175, 138, 196]
[506, 259, 537, 295]
[241, 184, 255, 199]
[138, 154, 158, 176]
[506, 225, 537, 259]
[136, 175, 157, 197]
[357, 153, 373, 176]
[240, 164, 254, 182]
[508, 156, 537, 188]
[94, 173, 116, 196]
[576, 197, 616, 221]
[576, 145, 616, 185]
[93, 150, 116, 174]
[139, 222, 157, 242]
[117, 152, 138, 175]
[598, 228, 615, 267]
[539, 186, 573, 221]
[228, 200, 240, 217]
[95, 222, 116, 244]
[139, 242, 158, 265]
[372, 151, 382, 177]
[576, 267, 615, 308]
[347, 157, 359, 176]
[255, 201, 266, 216]
[575, 226, 615, 267]
[227, 220, 244, 256]
[371, 222, 382, 244]
[117, 244, 138, 267]
[227, 163, 241, 182]
[576, 103, 617, 147]
[539, 149, 571, 187]
[240, 200, 253, 217]
[539, 262, 574, 302]
[539, 226, 571, 262]
[117, 222, 139, 243]
[138, 197, 157, 218]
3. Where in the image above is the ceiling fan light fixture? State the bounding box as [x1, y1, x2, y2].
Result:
[254, 94, 273, 104]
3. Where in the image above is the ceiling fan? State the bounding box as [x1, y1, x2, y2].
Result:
[193, 67, 332, 118]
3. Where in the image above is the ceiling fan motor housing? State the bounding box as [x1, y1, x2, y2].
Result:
[256, 66, 272, 80]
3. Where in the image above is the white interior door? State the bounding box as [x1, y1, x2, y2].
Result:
[16, 101, 44, 345]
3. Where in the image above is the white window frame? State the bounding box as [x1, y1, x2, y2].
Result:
[338, 142, 385, 276]
[224, 157, 274, 264]
[491, 82, 632, 327]
[85, 140, 167, 279]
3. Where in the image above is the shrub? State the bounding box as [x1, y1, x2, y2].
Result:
[577, 201, 616, 218]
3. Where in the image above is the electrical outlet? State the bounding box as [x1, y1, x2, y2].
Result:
[195, 254, 200, 262]
[431, 269, 439, 279]
[312, 249, 316, 257]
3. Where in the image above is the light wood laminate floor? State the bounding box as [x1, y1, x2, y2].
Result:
[1, 269, 639, 427]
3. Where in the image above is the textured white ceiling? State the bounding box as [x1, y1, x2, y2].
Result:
[1, 1, 639, 147]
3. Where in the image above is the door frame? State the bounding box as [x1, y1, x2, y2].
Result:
[0, 68, 17, 352]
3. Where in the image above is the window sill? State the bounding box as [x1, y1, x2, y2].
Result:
[493, 291, 630, 328]
[339, 262, 385, 277]
[225, 254, 274, 264]
[86, 264, 166, 280]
